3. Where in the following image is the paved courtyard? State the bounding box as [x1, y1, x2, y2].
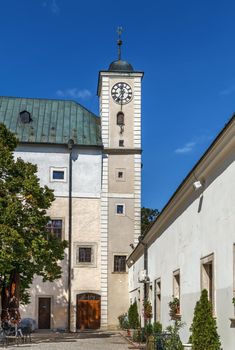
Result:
[4, 331, 132, 350]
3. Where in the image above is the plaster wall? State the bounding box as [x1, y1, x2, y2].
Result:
[15, 144, 102, 198]
[130, 149, 235, 349]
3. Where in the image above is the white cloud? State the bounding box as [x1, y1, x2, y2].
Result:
[219, 85, 235, 96]
[174, 142, 196, 154]
[56, 88, 92, 99]
[42, 0, 60, 14]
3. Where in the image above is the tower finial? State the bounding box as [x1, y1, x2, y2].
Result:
[117, 26, 123, 61]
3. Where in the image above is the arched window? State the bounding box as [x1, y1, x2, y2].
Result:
[117, 111, 124, 126]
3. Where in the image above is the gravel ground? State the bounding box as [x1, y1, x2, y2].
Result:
[3, 331, 132, 350]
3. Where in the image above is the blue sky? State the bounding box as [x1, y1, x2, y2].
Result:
[1, 0, 235, 210]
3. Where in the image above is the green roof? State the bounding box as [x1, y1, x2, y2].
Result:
[0, 96, 102, 147]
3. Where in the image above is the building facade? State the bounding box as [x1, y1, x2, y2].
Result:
[127, 116, 235, 349]
[0, 55, 143, 330]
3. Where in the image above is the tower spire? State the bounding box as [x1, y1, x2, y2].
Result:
[117, 26, 123, 61]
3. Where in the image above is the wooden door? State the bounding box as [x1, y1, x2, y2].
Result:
[38, 297, 51, 329]
[77, 294, 101, 330]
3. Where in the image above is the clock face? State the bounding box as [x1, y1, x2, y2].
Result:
[111, 82, 132, 104]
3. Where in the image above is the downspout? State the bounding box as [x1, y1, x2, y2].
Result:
[144, 244, 148, 300]
[68, 139, 74, 332]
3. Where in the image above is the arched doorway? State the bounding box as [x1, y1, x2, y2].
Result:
[76, 293, 101, 330]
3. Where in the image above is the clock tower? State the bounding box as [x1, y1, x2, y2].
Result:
[97, 31, 144, 328]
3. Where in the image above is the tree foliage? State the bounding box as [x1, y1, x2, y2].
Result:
[190, 289, 221, 350]
[128, 301, 140, 329]
[141, 207, 159, 236]
[0, 123, 67, 321]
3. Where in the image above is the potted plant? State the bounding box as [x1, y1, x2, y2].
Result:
[169, 297, 180, 319]
[143, 299, 153, 321]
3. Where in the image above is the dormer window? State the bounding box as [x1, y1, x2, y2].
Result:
[19, 110, 32, 124]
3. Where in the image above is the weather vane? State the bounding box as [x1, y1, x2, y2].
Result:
[117, 26, 123, 60]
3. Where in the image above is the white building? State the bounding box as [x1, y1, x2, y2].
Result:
[127, 115, 235, 349]
[0, 48, 143, 331]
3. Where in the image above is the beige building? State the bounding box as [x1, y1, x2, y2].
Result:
[0, 50, 143, 330]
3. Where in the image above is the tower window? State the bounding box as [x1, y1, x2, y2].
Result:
[119, 140, 124, 147]
[115, 168, 126, 182]
[116, 204, 125, 215]
[117, 112, 124, 126]
[114, 255, 126, 272]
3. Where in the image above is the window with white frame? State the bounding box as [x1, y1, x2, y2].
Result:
[116, 204, 125, 215]
[50, 167, 67, 182]
[201, 254, 214, 307]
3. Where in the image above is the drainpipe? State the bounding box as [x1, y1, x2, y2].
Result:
[144, 244, 148, 300]
[67, 139, 74, 332]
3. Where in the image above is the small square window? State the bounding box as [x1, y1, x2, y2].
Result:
[74, 243, 97, 267]
[119, 140, 124, 147]
[78, 247, 92, 263]
[50, 167, 67, 182]
[115, 168, 126, 182]
[114, 255, 126, 272]
[116, 204, 124, 215]
[53, 170, 64, 180]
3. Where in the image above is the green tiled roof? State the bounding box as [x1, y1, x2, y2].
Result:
[0, 96, 102, 147]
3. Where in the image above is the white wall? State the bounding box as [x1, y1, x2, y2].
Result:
[16, 144, 102, 198]
[130, 150, 235, 349]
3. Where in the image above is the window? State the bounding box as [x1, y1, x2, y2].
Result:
[117, 112, 124, 126]
[119, 140, 124, 147]
[74, 243, 97, 267]
[50, 167, 67, 182]
[19, 110, 32, 124]
[116, 204, 125, 215]
[78, 247, 92, 263]
[46, 219, 63, 240]
[114, 255, 126, 272]
[201, 254, 214, 307]
[154, 278, 161, 322]
[115, 168, 126, 182]
[173, 270, 180, 313]
[53, 171, 64, 180]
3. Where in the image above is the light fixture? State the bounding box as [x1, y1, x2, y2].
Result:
[193, 180, 202, 191]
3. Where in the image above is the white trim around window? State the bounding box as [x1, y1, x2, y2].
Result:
[115, 203, 125, 215]
[50, 167, 67, 182]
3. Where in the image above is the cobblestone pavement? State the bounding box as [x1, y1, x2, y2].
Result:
[4, 331, 132, 350]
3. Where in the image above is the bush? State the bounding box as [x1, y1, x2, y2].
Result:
[128, 301, 140, 329]
[164, 320, 184, 350]
[190, 289, 221, 350]
[118, 313, 129, 329]
[144, 322, 153, 336]
[153, 321, 162, 334]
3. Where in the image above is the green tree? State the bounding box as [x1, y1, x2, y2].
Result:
[190, 289, 221, 350]
[128, 301, 140, 329]
[0, 123, 67, 322]
[141, 207, 159, 236]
